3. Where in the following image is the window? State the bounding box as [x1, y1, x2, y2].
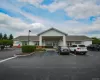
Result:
[71, 45, 77, 47]
[22, 41, 27, 46]
[67, 42, 72, 47]
[79, 45, 85, 47]
[35, 42, 39, 46]
[75, 41, 81, 44]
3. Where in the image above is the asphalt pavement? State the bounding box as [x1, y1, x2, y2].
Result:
[0, 48, 21, 60]
[0, 50, 100, 80]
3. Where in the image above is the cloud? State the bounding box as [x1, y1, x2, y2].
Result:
[0, 13, 100, 37]
[0, 0, 100, 38]
[18, 0, 43, 6]
[46, 17, 100, 36]
[40, 1, 66, 12]
[38, 0, 100, 19]
[0, 13, 46, 35]
[67, 17, 100, 34]
[65, 2, 100, 19]
[9, 0, 100, 19]
[0, 13, 28, 31]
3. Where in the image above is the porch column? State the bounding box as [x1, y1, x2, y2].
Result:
[63, 35, 66, 46]
[39, 36, 42, 46]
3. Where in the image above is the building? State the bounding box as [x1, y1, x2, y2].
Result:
[13, 28, 92, 47]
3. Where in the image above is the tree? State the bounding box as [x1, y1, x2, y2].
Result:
[8, 40, 13, 47]
[2, 40, 8, 45]
[0, 40, 3, 45]
[92, 37, 100, 44]
[3, 34, 8, 39]
[2, 40, 13, 46]
[0, 33, 3, 39]
[9, 34, 13, 40]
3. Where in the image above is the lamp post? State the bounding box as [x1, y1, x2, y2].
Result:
[28, 30, 31, 45]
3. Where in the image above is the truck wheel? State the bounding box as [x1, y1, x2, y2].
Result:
[60, 52, 62, 55]
[83, 52, 86, 55]
[74, 50, 76, 55]
[67, 53, 70, 55]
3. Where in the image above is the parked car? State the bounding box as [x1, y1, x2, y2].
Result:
[70, 44, 88, 55]
[87, 44, 100, 51]
[57, 46, 70, 55]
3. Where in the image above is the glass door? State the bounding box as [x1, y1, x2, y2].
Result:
[53, 41, 58, 48]
[45, 41, 52, 46]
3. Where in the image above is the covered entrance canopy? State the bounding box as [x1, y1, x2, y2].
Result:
[38, 28, 67, 46]
[42, 36, 63, 47]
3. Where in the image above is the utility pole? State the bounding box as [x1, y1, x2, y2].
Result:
[28, 30, 31, 45]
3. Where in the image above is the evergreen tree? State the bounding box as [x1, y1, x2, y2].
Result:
[9, 34, 13, 40]
[3, 34, 8, 39]
[0, 33, 3, 39]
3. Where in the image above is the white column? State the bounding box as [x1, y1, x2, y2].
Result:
[39, 36, 42, 46]
[44, 40, 46, 46]
[43, 40, 45, 46]
[63, 35, 66, 46]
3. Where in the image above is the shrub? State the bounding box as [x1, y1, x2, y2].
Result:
[92, 37, 100, 44]
[0, 40, 13, 46]
[0, 40, 3, 45]
[21, 45, 36, 53]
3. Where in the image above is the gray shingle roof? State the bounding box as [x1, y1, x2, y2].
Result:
[66, 36, 92, 41]
[37, 28, 68, 36]
[14, 35, 92, 41]
[13, 36, 39, 41]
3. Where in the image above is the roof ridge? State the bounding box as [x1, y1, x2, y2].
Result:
[37, 27, 68, 36]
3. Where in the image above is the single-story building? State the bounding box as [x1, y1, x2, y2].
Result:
[13, 28, 92, 47]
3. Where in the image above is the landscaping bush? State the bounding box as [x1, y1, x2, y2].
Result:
[21, 45, 36, 53]
[0, 40, 13, 46]
[0, 40, 13, 50]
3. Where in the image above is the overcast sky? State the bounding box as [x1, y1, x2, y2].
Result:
[0, 0, 100, 37]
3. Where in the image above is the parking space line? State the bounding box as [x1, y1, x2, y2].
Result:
[70, 53, 76, 56]
[0, 56, 17, 63]
[86, 54, 93, 56]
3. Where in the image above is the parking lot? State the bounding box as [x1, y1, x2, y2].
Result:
[0, 48, 21, 60]
[0, 49, 100, 80]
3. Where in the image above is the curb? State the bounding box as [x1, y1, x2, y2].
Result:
[34, 50, 46, 53]
[14, 52, 35, 57]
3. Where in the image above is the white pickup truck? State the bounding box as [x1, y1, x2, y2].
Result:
[70, 44, 88, 55]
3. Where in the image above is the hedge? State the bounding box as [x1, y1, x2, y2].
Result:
[21, 45, 36, 53]
[0, 40, 13, 46]
[92, 38, 100, 44]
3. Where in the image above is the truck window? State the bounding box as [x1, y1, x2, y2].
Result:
[71, 45, 77, 47]
[79, 45, 85, 47]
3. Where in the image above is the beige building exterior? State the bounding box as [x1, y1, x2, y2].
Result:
[13, 28, 92, 47]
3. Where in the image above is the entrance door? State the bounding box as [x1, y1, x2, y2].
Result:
[45, 41, 58, 48]
[53, 41, 58, 48]
[45, 41, 52, 46]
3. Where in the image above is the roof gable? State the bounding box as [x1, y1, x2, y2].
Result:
[37, 28, 67, 36]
